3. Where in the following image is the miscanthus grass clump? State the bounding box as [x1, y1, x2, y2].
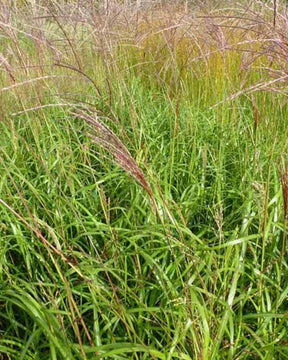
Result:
[1, 0, 288, 359]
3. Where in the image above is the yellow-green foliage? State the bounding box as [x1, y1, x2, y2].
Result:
[1, 1, 285, 113]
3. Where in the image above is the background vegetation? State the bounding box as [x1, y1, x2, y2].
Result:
[1, 0, 288, 358]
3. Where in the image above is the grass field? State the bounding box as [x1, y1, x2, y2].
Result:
[1, 0, 288, 359]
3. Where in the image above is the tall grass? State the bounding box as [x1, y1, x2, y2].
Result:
[1, 0, 288, 359]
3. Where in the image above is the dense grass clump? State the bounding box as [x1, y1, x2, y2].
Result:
[1, 1, 288, 359]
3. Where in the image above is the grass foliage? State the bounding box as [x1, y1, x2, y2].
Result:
[1, 0, 288, 358]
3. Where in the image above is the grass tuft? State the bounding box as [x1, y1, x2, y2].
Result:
[1, 1, 288, 359]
